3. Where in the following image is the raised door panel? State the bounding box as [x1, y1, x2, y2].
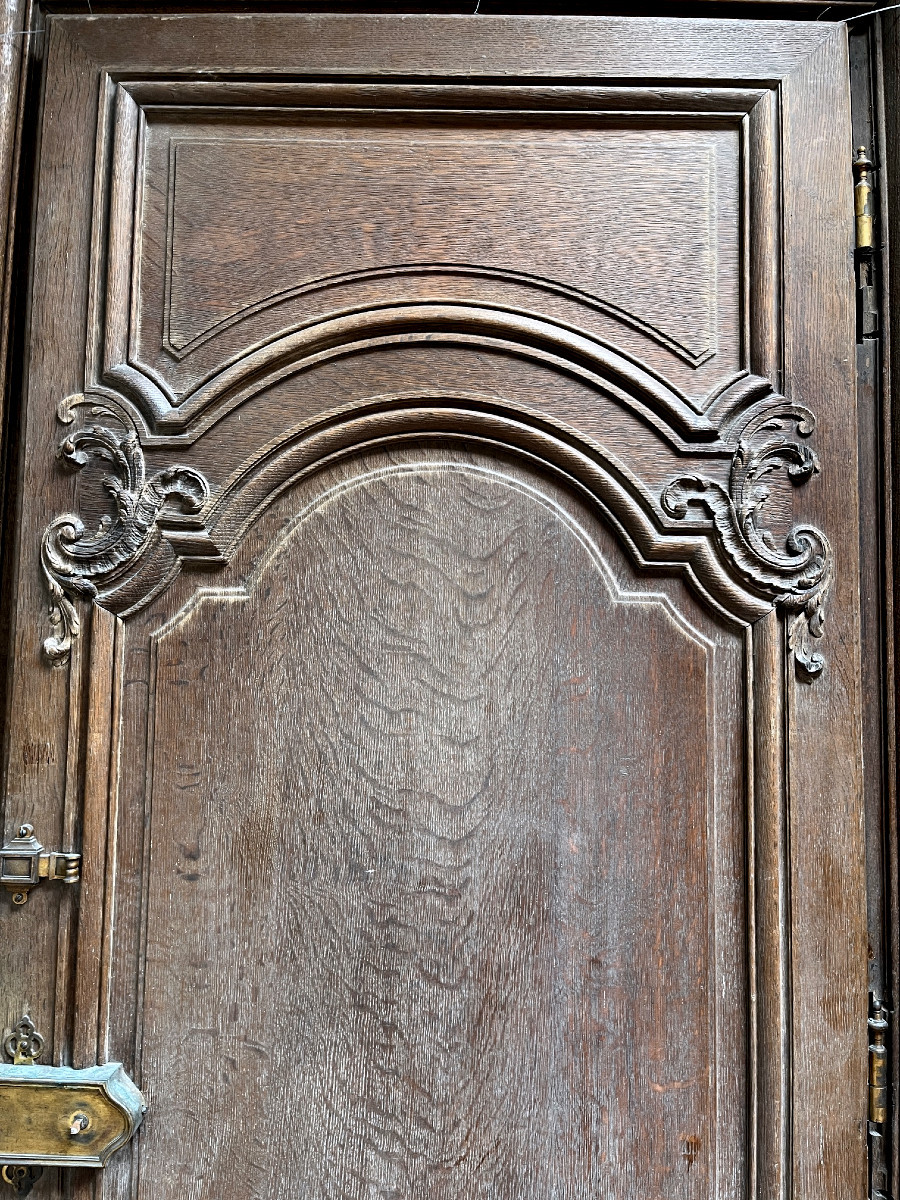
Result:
[105, 82, 744, 429]
[116, 448, 744, 1199]
[0, 16, 864, 1200]
[134, 114, 739, 401]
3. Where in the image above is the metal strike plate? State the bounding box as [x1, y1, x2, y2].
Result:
[1, 824, 81, 904]
[0, 1061, 146, 1168]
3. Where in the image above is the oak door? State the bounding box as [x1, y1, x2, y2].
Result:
[0, 14, 867, 1200]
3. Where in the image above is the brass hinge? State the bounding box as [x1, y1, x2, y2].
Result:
[854, 147, 880, 342]
[0, 824, 81, 906]
[855, 146, 876, 252]
[869, 996, 890, 1200]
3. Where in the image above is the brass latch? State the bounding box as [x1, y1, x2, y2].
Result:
[0, 824, 81, 905]
[0, 1016, 146, 1194]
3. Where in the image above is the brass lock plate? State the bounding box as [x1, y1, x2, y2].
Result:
[0, 1063, 145, 1167]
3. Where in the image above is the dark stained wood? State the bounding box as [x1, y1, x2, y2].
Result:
[0, 0, 32, 795]
[779, 30, 868, 1200]
[0, 12, 873, 1200]
[879, 9, 900, 1194]
[34, 2, 886, 10]
[0, 0, 34, 474]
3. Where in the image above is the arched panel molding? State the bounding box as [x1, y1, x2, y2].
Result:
[104, 304, 736, 449]
[38, 374, 831, 679]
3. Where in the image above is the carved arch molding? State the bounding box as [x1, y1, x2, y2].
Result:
[40, 356, 832, 682]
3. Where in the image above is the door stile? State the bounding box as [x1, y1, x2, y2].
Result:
[869, 21, 898, 1200]
[881, 18, 900, 1200]
[781, 29, 869, 1200]
[850, 18, 897, 1200]
[1, 15, 105, 1071]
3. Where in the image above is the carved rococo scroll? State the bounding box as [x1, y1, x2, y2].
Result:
[41, 395, 210, 665]
[661, 401, 833, 681]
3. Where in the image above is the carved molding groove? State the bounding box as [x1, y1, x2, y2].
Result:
[41, 395, 210, 665]
[661, 401, 832, 680]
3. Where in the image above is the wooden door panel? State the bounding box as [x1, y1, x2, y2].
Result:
[117, 448, 745, 1199]
[131, 107, 741, 403]
[100, 77, 751, 436]
[0, 15, 865, 1200]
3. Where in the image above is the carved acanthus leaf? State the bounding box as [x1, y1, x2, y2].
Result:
[41, 395, 210, 665]
[661, 401, 833, 681]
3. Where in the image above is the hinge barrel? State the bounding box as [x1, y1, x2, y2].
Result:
[37, 851, 81, 883]
[870, 1001, 889, 1124]
[853, 147, 880, 343]
[868, 997, 891, 1200]
[855, 146, 876, 250]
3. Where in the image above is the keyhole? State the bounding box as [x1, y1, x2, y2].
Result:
[68, 1113, 90, 1137]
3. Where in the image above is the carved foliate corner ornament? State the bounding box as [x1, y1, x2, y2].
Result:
[41, 395, 210, 665]
[661, 401, 833, 681]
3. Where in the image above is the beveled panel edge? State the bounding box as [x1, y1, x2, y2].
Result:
[211, 391, 829, 679]
[110, 304, 728, 444]
[123, 446, 738, 1200]
[122, 81, 771, 112]
[162, 264, 720, 373]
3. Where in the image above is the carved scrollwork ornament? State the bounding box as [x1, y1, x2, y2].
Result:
[661, 400, 833, 681]
[41, 394, 210, 666]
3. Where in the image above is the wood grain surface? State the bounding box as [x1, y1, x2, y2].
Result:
[129, 450, 743, 1199]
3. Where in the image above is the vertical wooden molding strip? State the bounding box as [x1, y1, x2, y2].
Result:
[71, 605, 117, 1071]
[753, 611, 792, 1200]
